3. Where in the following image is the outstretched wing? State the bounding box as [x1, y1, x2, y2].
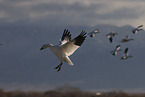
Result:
[60, 29, 71, 45]
[137, 25, 143, 28]
[60, 31, 87, 56]
[116, 45, 121, 51]
[137, 28, 143, 31]
[136, 25, 143, 32]
[124, 48, 128, 56]
[109, 37, 113, 43]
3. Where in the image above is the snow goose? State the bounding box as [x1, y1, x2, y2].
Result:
[106, 32, 118, 43]
[88, 29, 100, 37]
[121, 35, 134, 43]
[121, 48, 133, 60]
[111, 45, 122, 56]
[40, 29, 87, 72]
[132, 25, 143, 34]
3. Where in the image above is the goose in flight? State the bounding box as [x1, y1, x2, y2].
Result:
[88, 29, 100, 37]
[106, 32, 118, 43]
[111, 45, 122, 56]
[40, 29, 87, 72]
[121, 35, 134, 43]
[121, 48, 133, 60]
[132, 25, 143, 34]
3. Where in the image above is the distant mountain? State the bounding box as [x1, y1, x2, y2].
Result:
[0, 24, 145, 92]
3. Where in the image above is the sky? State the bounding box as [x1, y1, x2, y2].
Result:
[0, 0, 145, 27]
[0, 0, 145, 92]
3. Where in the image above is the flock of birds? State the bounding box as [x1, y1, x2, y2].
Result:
[40, 25, 143, 72]
[88, 25, 143, 60]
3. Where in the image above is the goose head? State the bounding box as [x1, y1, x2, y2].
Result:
[40, 44, 53, 50]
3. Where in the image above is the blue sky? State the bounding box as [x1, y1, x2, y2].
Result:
[0, 0, 145, 27]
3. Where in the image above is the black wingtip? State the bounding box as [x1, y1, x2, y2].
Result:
[81, 30, 87, 35]
[74, 30, 87, 46]
[40, 46, 44, 50]
[124, 48, 128, 53]
[61, 29, 71, 41]
[109, 37, 112, 43]
[116, 45, 121, 49]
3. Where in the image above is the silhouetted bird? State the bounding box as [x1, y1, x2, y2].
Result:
[88, 29, 100, 37]
[111, 45, 122, 56]
[132, 25, 143, 34]
[121, 35, 134, 43]
[106, 32, 118, 43]
[121, 48, 133, 60]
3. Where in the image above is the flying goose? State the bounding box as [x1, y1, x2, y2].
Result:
[106, 32, 118, 43]
[121, 35, 134, 43]
[111, 45, 122, 56]
[88, 29, 100, 37]
[132, 25, 143, 34]
[40, 29, 87, 72]
[121, 48, 133, 60]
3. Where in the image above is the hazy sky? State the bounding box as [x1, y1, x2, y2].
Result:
[0, 0, 145, 27]
[1, 0, 145, 92]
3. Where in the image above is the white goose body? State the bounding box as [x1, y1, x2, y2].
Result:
[48, 45, 65, 63]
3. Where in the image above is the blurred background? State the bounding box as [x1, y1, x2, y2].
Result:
[0, 0, 145, 93]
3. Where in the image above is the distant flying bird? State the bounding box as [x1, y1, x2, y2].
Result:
[132, 25, 143, 34]
[121, 48, 133, 60]
[111, 45, 122, 56]
[0, 44, 2, 45]
[106, 32, 118, 43]
[40, 29, 87, 72]
[88, 29, 100, 37]
[121, 35, 134, 43]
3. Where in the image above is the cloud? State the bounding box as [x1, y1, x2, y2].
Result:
[0, 0, 145, 26]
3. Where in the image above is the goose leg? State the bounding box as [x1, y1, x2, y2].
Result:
[54, 62, 63, 72]
[57, 63, 62, 72]
[54, 64, 61, 69]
